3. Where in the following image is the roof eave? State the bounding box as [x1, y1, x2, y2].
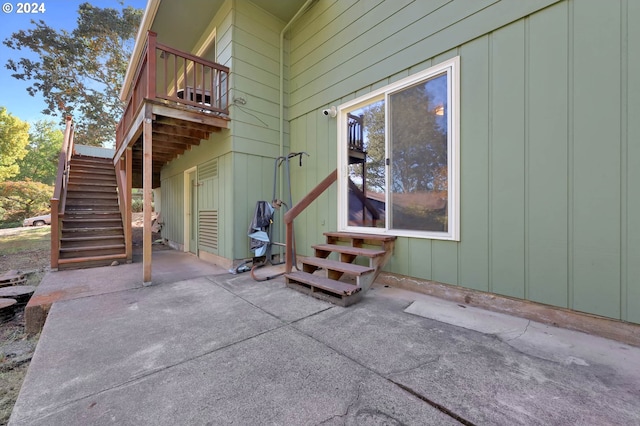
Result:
[119, 0, 161, 102]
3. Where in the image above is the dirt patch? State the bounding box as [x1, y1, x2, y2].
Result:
[0, 227, 49, 425]
[131, 212, 165, 252]
[0, 309, 38, 425]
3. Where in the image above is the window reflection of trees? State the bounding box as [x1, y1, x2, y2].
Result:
[389, 74, 449, 232]
[347, 73, 449, 232]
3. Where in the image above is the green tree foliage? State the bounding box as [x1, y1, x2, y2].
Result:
[389, 82, 447, 194]
[17, 120, 63, 185]
[0, 107, 30, 181]
[0, 180, 53, 221]
[3, 3, 143, 147]
[361, 102, 386, 192]
[352, 77, 448, 231]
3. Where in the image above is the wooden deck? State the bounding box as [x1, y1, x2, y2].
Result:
[114, 31, 230, 187]
[112, 31, 231, 283]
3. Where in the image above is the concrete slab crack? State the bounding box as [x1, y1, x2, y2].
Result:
[316, 382, 362, 425]
[387, 379, 477, 426]
[206, 276, 335, 324]
[292, 326, 476, 426]
[386, 355, 441, 376]
[505, 320, 531, 342]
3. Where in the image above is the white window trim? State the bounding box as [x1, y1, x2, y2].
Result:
[337, 56, 460, 241]
[184, 166, 197, 253]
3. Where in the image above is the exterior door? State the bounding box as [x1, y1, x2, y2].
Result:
[187, 170, 198, 254]
[338, 57, 459, 240]
[344, 99, 386, 230]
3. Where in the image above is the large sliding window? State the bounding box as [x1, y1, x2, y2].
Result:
[337, 57, 459, 240]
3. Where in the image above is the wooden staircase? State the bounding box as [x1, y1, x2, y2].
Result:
[285, 232, 396, 306]
[57, 155, 127, 270]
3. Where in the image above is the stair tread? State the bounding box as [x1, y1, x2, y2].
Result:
[70, 169, 114, 174]
[66, 212, 121, 216]
[72, 155, 112, 161]
[63, 218, 122, 222]
[66, 201, 119, 205]
[66, 194, 117, 198]
[69, 182, 117, 187]
[61, 235, 124, 242]
[71, 157, 112, 161]
[70, 169, 114, 175]
[324, 232, 397, 242]
[66, 208, 120, 212]
[62, 226, 123, 232]
[301, 257, 374, 275]
[285, 271, 361, 296]
[67, 190, 117, 194]
[58, 253, 127, 264]
[312, 244, 386, 258]
[70, 167, 113, 171]
[60, 244, 125, 252]
[70, 165, 114, 171]
[67, 188, 116, 191]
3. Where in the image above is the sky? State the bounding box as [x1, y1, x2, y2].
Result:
[0, 0, 147, 125]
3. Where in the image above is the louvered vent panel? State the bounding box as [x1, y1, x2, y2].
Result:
[199, 159, 218, 180]
[199, 210, 218, 251]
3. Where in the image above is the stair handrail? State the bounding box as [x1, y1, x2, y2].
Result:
[50, 116, 75, 269]
[284, 169, 337, 273]
[114, 150, 132, 262]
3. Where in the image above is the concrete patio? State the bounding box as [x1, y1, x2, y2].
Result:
[9, 249, 640, 425]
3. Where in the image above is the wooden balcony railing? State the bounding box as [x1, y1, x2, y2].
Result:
[50, 116, 75, 269]
[347, 113, 364, 153]
[116, 31, 230, 152]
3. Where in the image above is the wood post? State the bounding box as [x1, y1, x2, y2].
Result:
[143, 105, 153, 284]
[147, 31, 157, 100]
[50, 198, 60, 270]
[125, 147, 133, 262]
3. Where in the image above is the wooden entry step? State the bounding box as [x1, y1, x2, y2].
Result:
[285, 271, 363, 307]
[285, 231, 395, 306]
[57, 253, 128, 270]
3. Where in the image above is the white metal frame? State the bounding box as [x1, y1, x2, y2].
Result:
[183, 166, 198, 253]
[337, 56, 460, 241]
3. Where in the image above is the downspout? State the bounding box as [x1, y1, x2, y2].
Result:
[278, 0, 316, 248]
[279, 0, 316, 159]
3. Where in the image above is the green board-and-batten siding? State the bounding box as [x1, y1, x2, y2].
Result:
[158, 0, 292, 261]
[286, 0, 640, 324]
[231, 0, 290, 156]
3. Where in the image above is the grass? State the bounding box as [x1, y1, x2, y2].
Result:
[0, 364, 30, 424]
[0, 227, 50, 256]
[0, 222, 21, 230]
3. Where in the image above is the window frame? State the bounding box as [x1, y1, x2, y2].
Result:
[337, 56, 460, 241]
